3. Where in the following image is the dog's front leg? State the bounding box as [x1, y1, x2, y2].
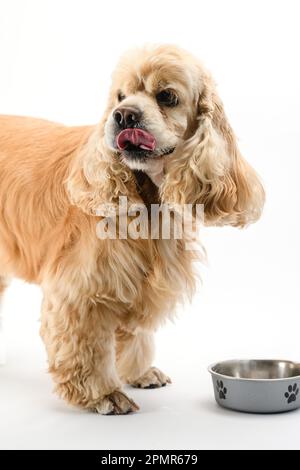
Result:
[40, 294, 139, 414]
[116, 329, 171, 389]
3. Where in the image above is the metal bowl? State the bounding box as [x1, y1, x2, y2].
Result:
[208, 359, 300, 413]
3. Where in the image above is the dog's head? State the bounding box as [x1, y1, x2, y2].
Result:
[68, 45, 264, 225]
[102, 44, 265, 226]
[104, 45, 198, 182]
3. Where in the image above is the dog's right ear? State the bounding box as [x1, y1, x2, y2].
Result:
[66, 127, 138, 215]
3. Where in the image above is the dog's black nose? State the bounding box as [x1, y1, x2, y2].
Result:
[113, 106, 142, 129]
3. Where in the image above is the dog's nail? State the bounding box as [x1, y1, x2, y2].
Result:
[146, 383, 157, 389]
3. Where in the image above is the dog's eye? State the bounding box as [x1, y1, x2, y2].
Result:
[117, 92, 126, 102]
[156, 90, 178, 107]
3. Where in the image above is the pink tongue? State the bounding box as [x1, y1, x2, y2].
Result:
[116, 128, 156, 151]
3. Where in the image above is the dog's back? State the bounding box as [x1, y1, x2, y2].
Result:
[0, 115, 93, 281]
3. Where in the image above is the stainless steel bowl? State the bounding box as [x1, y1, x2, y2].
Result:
[208, 359, 300, 413]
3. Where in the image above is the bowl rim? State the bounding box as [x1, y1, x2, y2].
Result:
[208, 359, 300, 382]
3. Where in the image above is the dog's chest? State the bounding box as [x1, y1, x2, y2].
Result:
[90, 173, 196, 316]
[94, 235, 194, 323]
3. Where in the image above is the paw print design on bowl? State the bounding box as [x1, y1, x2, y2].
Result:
[216, 380, 227, 400]
[284, 383, 299, 404]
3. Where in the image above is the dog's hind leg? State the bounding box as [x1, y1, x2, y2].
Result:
[116, 329, 171, 388]
[0, 276, 9, 365]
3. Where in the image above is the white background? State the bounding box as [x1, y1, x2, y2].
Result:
[0, 0, 299, 450]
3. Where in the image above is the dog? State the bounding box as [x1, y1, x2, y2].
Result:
[0, 45, 264, 414]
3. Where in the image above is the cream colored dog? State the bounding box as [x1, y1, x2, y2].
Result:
[0, 45, 264, 414]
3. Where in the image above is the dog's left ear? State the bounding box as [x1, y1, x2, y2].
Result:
[161, 73, 265, 227]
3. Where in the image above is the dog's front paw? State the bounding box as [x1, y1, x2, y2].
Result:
[131, 367, 172, 389]
[92, 390, 140, 415]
